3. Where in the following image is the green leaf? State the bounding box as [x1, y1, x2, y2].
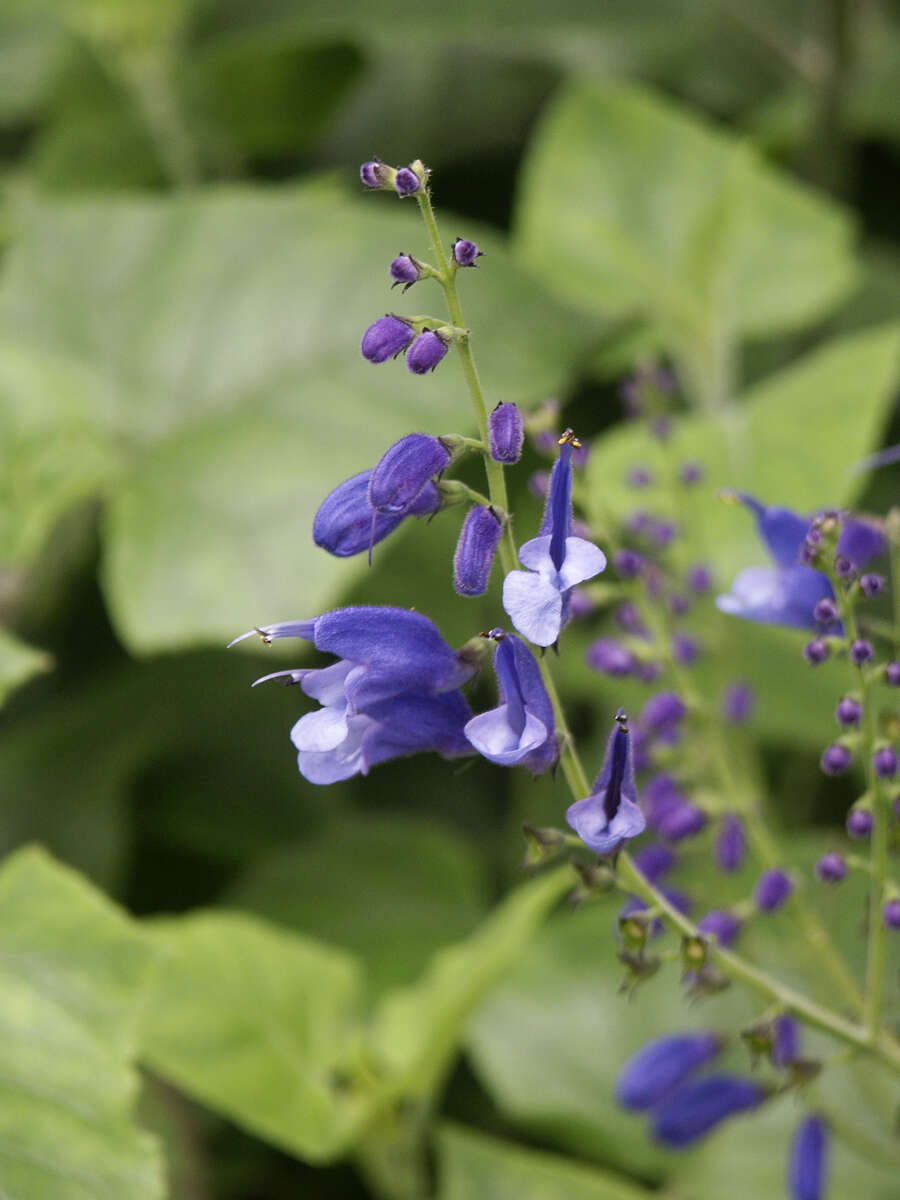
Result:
[436, 1123, 652, 1200]
[514, 80, 857, 405]
[225, 814, 489, 995]
[0, 846, 163, 1198]
[0, 628, 50, 707]
[139, 909, 369, 1163]
[0, 183, 590, 652]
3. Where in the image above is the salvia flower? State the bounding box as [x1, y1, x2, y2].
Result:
[585, 638, 636, 678]
[369, 434, 451, 514]
[882, 899, 900, 930]
[487, 402, 524, 464]
[502, 432, 606, 646]
[650, 1075, 766, 1148]
[313, 470, 440, 559]
[788, 1115, 828, 1200]
[406, 329, 449, 374]
[885, 661, 900, 686]
[820, 743, 852, 775]
[835, 696, 861, 727]
[698, 909, 741, 947]
[615, 1033, 722, 1111]
[452, 237, 482, 266]
[361, 314, 414, 363]
[813, 597, 838, 625]
[464, 632, 556, 774]
[873, 746, 898, 779]
[815, 852, 846, 883]
[231, 607, 477, 784]
[453, 505, 502, 597]
[394, 166, 421, 195]
[850, 639, 873, 666]
[715, 814, 747, 872]
[846, 807, 872, 839]
[566, 710, 646, 853]
[755, 868, 793, 912]
[389, 254, 421, 291]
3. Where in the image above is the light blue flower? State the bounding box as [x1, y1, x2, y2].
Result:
[464, 632, 556, 774]
[566, 710, 646, 853]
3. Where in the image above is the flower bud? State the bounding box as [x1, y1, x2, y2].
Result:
[873, 746, 898, 779]
[487, 402, 524, 464]
[452, 237, 482, 266]
[614, 548, 643, 579]
[394, 166, 422, 196]
[882, 899, 900, 930]
[813, 597, 837, 625]
[846, 807, 872, 839]
[697, 909, 741, 947]
[406, 329, 448, 374]
[650, 1076, 766, 1148]
[313, 470, 440, 558]
[453, 506, 502, 597]
[679, 461, 703, 485]
[585, 638, 636, 678]
[615, 1033, 722, 1111]
[686, 562, 712, 592]
[360, 160, 395, 189]
[641, 690, 685, 729]
[772, 1015, 798, 1067]
[368, 434, 451, 515]
[850, 639, 873, 665]
[657, 801, 707, 842]
[389, 254, 421, 291]
[632, 843, 675, 883]
[803, 639, 829, 665]
[885, 661, 900, 686]
[859, 572, 884, 596]
[788, 1115, 828, 1200]
[361, 314, 414, 363]
[722, 683, 754, 724]
[835, 696, 861, 726]
[820, 743, 851, 775]
[755, 868, 793, 912]
[815, 852, 846, 883]
[715, 814, 746, 872]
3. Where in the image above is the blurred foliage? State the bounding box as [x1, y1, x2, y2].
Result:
[0, 1, 899, 1198]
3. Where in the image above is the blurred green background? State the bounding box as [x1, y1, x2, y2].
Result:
[0, 1, 899, 1197]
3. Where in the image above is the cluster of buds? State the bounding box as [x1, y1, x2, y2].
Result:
[360, 157, 428, 196]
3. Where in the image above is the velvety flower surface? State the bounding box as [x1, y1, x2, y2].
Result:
[502, 437, 606, 646]
[788, 1115, 828, 1200]
[313, 470, 440, 558]
[464, 633, 556, 774]
[231, 607, 477, 783]
[453, 505, 502, 596]
[616, 1032, 721, 1111]
[650, 1075, 766, 1147]
[566, 711, 646, 853]
[361, 315, 414, 363]
[487, 402, 524, 464]
[369, 434, 451, 514]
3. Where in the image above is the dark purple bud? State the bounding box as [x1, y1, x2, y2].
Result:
[686, 563, 713, 593]
[679, 461, 703, 485]
[715, 814, 746, 872]
[873, 747, 898, 779]
[846, 807, 872, 839]
[800, 543, 819, 565]
[637, 662, 662, 684]
[585, 638, 636, 677]
[859, 572, 884, 597]
[772, 1015, 798, 1067]
[657, 801, 707, 842]
[850, 639, 873, 666]
[651, 519, 679, 548]
[722, 682, 754, 724]
[650, 1076, 766, 1147]
[802, 638, 829, 665]
[813, 597, 838, 625]
[698, 909, 741, 947]
[641, 691, 685, 729]
[389, 254, 421, 290]
[616, 1033, 722, 1112]
[835, 696, 861, 727]
[453, 506, 502, 597]
[313, 470, 439, 558]
[834, 554, 855, 579]
[669, 594, 690, 617]
[632, 843, 675, 883]
[452, 237, 482, 267]
[815, 852, 846, 883]
[394, 166, 421, 196]
[672, 633, 700, 665]
[627, 465, 653, 488]
[360, 160, 391, 189]
[882, 899, 900, 930]
[361, 314, 414, 363]
[755, 869, 793, 912]
[820, 743, 852, 776]
[369, 434, 451, 514]
[406, 329, 449, 374]
[788, 1115, 828, 1200]
[613, 548, 643, 579]
[616, 601, 645, 633]
[487, 403, 524, 464]
[886, 662, 900, 686]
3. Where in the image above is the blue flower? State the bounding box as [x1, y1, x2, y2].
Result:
[650, 1075, 767, 1148]
[616, 1033, 723, 1111]
[464, 632, 556, 773]
[230, 607, 477, 784]
[566, 710, 646, 853]
[313, 469, 441, 558]
[502, 433, 606, 646]
[716, 493, 883, 630]
[788, 1115, 828, 1200]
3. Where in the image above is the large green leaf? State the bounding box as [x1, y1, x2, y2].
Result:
[225, 814, 489, 994]
[514, 80, 857, 406]
[0, 628, 49, 708]
[139, 910, 369, 1163]
[0, 182, 590, 652]
[437, 1124, 652, 1200]
[0, 846, 163, 1198]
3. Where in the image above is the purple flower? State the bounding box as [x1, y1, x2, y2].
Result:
[803, 639, 829, 665]
[835, 696, 861, 727]
[815, 852, 846, 883]
[389, 254, 421, 291]
[772, 1015, 798, 1067]
[406, 329, 449, 374]
[813, 597, 838, 625]
[656, 801, 707, 843]
[755, 869, 793, 912]
[614, 548, 643, 579]
[585, 638, 636, 677]
[488, 403, 524, 464]
[698, 909, 741, 947]
[846, 808, 872, 839]
[632, 843, 675, 883]
[626, 465, 653, 488]
[361, 315, 414, 363]
[721, 682, 754, 724]
[686, 563, 712, 593]
[360, 160, 392, 189]
[453, 506, 502, 597]
[616, 1033, 722, 1111]
[394, 166, 421, 195]
[369, 434, 451, 514]
[650, 1076, 766, 1148]
[641, 691, 685, 730]
[672, 633, 700, 665]
[788, 1115, 828, 1200]
[882, 899, 900, 930]
[715, 814, 746, 872]
[452, 237, 482, 266]
[885, 662, 900, 686]
[860, 572, 884, 596]
[850, 639, 873, 665]
[464, 632, 556, 774]
[820, 744, 852, 775]
[313, 470, 440, 559]
[231, 607, 477, 783]
[873, 747, 898, 779]
[566, 711, 646, 853]
[502, 434, 606, 646]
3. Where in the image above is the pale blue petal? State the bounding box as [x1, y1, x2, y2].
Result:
[518, 535, 556, 578]
[464, 706, 548, 765]
[299, 660, 353, 705]
[295, 715, 371, 784]
[558, 537, 607, 589]
[290, 704, 349, 753]
[502, 570, 563, 646]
